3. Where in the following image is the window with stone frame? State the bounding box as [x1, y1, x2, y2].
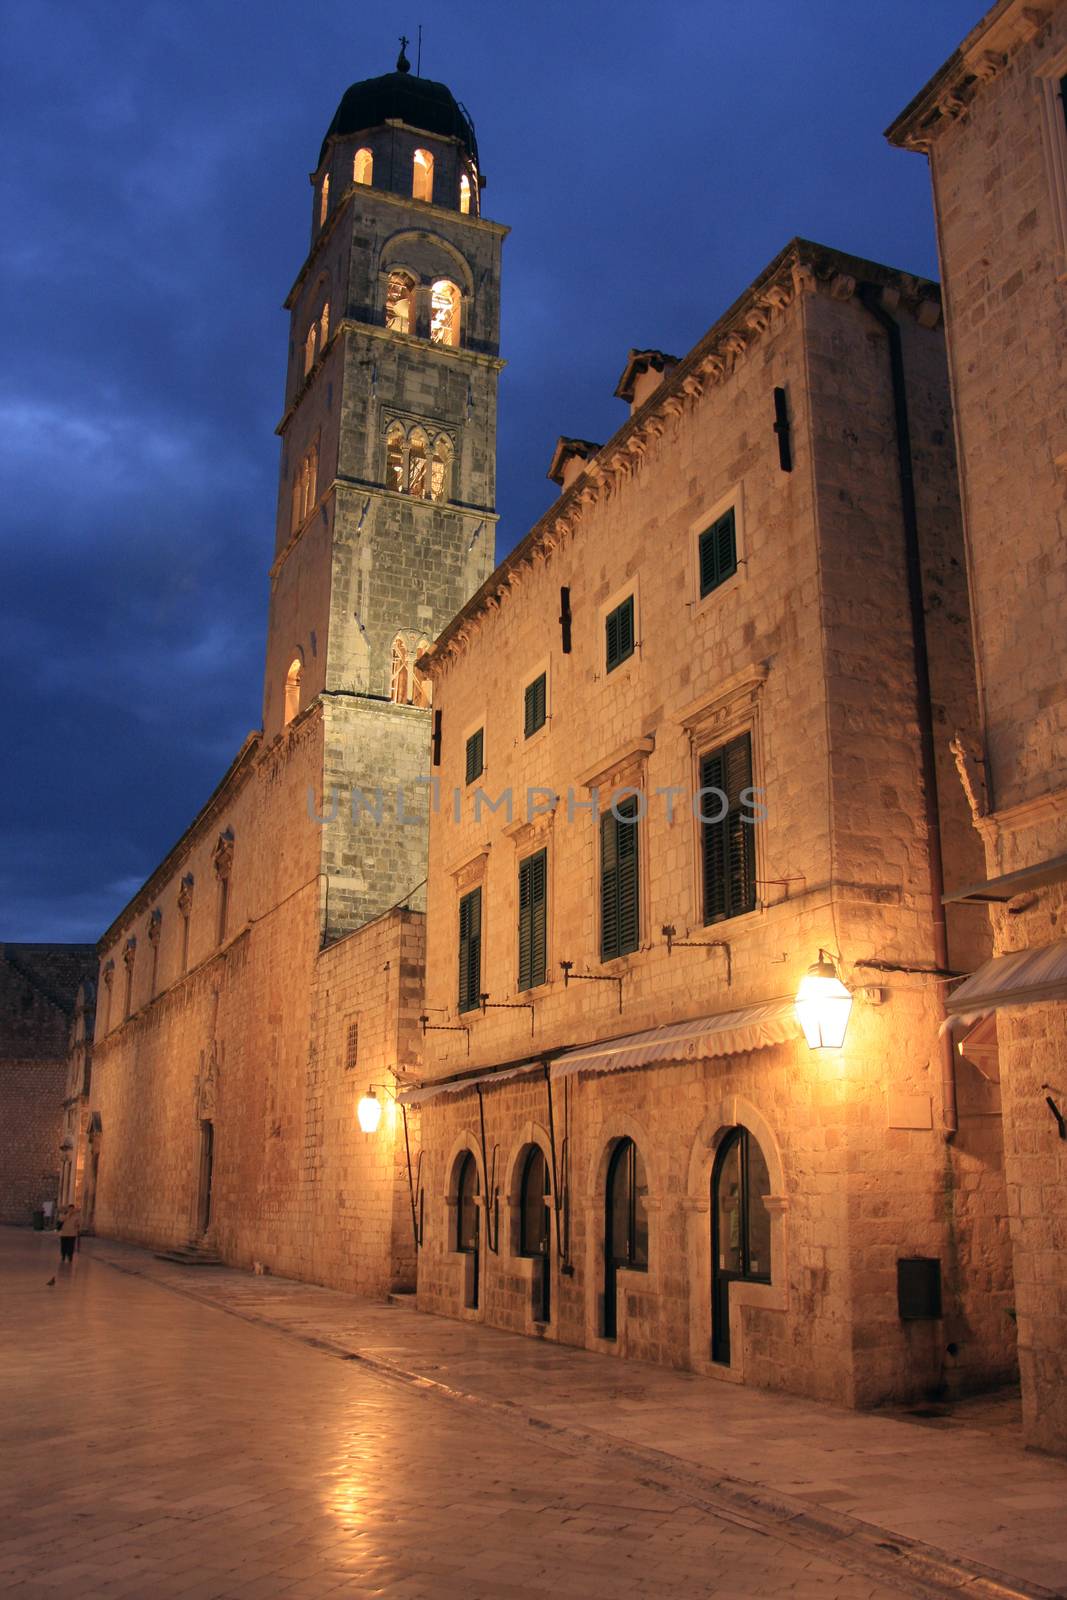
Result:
[384, 423, 452, 502]
[430, 279, 461, 347]
[318, 172, 329, 228]
[600, 797, 640, 961]
[353, 147, 373, 186]
[412, 147, 434, 202]
[458, 886, 482, 1013]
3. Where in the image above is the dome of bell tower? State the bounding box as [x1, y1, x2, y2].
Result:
[318, 60, 479, 170]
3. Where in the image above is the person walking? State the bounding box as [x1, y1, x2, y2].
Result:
[57, 1204, 81, 1265]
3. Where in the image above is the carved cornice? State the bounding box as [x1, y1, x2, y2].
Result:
[422, 239, 941, 678]
[886, 1, 1048, 153]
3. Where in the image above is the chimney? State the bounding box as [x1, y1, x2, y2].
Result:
[547, 436, 602, 495]
[614, 349, 680, 415]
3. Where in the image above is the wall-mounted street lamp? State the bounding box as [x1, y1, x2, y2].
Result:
[357, 1089, 384, 1134]
[795, 950, 853, 1050]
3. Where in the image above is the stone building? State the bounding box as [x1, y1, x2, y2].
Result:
[888, 0, 1067, 1453]
[86, 56, 501, 1290]
[59, 978, 95, 1215]
[407, 237, 1016, 1409]
[0, 944, 95, 1224]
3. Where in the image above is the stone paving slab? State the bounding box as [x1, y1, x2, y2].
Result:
[69, 1232, 1067, 1598]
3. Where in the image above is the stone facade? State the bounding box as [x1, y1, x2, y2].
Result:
[888, 0, 1067, 1452]
[411, 239, 1013, 1409]
[0, 944, 95, 1224]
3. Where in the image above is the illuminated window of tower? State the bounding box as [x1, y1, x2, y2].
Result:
[304, 323, 317, 376]
[459, 173, 471, 215]
[319, 301, 330, 349]
[319, 173, 329, 228]
[386, 271, 415, 335]
[430, 439, 451, 503]
[353, 147, 373, 186]
[430, 280, 460, 347]
[385, 424, 405, 493]
[412, 642, 432, 707]
[413, 148, 434, 202]
[407, 431, 428, 499]
[284, 658, 302, 726]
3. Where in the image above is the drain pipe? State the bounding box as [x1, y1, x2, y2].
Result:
[859, 285, 957, 1139]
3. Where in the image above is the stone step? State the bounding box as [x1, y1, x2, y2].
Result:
[155, 1243, 224, 1267]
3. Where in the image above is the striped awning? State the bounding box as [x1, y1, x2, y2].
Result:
[397, 1059, 542, 1107]
[944, 939, 1067, 1025]
[549, 999, 800, 1080]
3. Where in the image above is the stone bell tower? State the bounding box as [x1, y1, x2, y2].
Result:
[264, 48, 506, 937]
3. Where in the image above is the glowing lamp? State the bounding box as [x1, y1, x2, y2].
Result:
[796, 953, 853, 1050]
[357, 1091, 382, 1134]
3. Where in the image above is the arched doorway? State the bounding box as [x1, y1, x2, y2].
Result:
[456, 1150, 480, 1310]
[519, 1145, 551, 1324]
[604, 1136, 648, 1339]
[711, 1125, 771, 1364]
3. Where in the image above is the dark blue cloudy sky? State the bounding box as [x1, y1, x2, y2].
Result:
[1, 0, 978, 943]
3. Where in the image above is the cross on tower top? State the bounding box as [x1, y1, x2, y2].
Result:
[397, 36, 411, 73]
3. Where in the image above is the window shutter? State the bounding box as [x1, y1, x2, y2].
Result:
[524, 673, 546, 737]
[701, 733, 755, 923]
[698, 508, 737, 598]
[458, 888, 482, 1012]
[465, 728, 484, 785]
[518, 849, 547, 990]
[432, 709, 442, 767]
[605, 596, 635, 672]
[601, 798, 639, 960]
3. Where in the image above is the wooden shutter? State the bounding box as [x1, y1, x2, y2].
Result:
[601, 798, 639, 960]
[698, 508, 737, 598]
[524, 673, 546, 737]
[458, 887, 482, 1012]
[518, 849, 547, 990]
[465, 728, 484, 785]
[605, 596, 635, 672]
[701, 733, 755, 922]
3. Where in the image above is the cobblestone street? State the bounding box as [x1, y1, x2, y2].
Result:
[2, 1230, 1064, 1600]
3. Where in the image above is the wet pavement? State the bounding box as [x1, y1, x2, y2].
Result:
[2, 1229, 1064, 1599]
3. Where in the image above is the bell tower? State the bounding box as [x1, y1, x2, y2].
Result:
[264, 53, 506, 937]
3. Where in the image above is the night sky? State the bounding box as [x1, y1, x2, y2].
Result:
[2, 0, 980, 945]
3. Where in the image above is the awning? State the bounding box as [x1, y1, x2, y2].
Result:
[397, 1060, 543, 1107]
[944, 939, 1067, 1025]
[550, 998, 800, 1080]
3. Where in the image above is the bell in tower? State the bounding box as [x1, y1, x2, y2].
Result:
[264, 58, 508, 938]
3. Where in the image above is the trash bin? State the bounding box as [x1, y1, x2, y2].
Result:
[32, 1210, 45, 1231]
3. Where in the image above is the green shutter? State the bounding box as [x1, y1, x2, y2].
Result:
[458, 887, 482, 1012]
[518, 849, 547, 990]
[701, 733, 755, 923]
[600, 797, 640, 960]
[465, 728, 484, 785]
[605, 595, 635, 672]
[524, 673, 547, 737]
[698, 507, 737, 598]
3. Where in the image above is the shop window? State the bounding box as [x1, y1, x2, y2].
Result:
[711, 1125, 771, 1364]
[456, 1150, 480, 1308]
[604, 1137, 648, 1339]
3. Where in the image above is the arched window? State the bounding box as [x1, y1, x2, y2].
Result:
[456, 1150, 480, 1308]
[411, 641, 432, 708]
[459, 172, 472, 215]
[353, 147, 373, 186]
[290, 444, 318, 531]
[430, 279, 461, 347]
[390, 636, 410, 705]
[429, 438, 452, 504]
[284, 658, 302, 726]
[407, 430, 428, 499]
[604, 1137, 648, 1339]
[319, 173, 329, 228]
[319, 301, 330, 349]
[385, 424, 405, 493]
[386, 270, 415, 335]
[303, 323, 317, 376]
[711, 1126, 772, 1365]
[305, 443, 318, 511]
[413, 147, 434, 202]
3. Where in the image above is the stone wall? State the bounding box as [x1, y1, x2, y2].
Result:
[0, 945, 94, 1224]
